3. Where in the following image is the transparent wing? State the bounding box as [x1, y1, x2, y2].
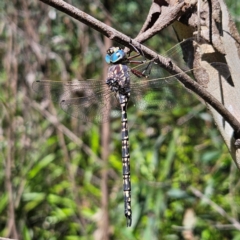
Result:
[128, 37, 230, 111]
[32, 79, 120, 123]
[33, 38, 231, 122]
[129, 67, 192, 112]
[129, 62, 230, 112]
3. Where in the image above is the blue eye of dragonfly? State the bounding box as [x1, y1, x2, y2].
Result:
[105, 48, 126, 64]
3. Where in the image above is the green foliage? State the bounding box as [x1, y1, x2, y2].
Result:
[0, 0, 240, 239]
[225, 0, 240, 31]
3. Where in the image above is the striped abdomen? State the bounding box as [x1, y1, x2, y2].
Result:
[106, 64, 132, 226]
[119, 93, 131, 227]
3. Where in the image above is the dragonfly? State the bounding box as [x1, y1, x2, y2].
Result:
[32, 38, 230, 227]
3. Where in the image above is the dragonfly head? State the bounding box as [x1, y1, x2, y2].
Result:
[105, 47, 127, 64]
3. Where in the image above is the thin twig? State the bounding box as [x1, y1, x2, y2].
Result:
[189, 186, 240, 230]
[135, 1, 186, 42]
[0, 238, 18, 240]
[31, 100, 102, 163]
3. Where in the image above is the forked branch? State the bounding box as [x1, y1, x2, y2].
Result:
[38, 0, 240, 135]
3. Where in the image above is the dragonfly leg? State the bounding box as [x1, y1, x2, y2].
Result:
[127, 39, 146, 65]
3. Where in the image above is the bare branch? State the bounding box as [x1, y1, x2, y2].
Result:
[0, 238, 18, 240]
[189, 186, 240, 230]
[135, 1, 186, 43]
[31, 100, 103, 163]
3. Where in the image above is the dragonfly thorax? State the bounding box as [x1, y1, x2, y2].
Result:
[106, 64, 131, 96]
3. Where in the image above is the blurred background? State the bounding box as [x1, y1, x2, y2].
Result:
[0, 0, 240, 239]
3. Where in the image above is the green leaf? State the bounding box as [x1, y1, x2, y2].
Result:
[27, 154, 55, 179]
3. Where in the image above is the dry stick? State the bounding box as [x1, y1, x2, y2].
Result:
[135, 1, 185, 43]
[38, 0, 240, 134]
[31, 101, 102, 163]
[189, 186, 240, 230]
[99, 35, 111, 238]
[5, 17, 19, 239]
[0, 238, 18, 240]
